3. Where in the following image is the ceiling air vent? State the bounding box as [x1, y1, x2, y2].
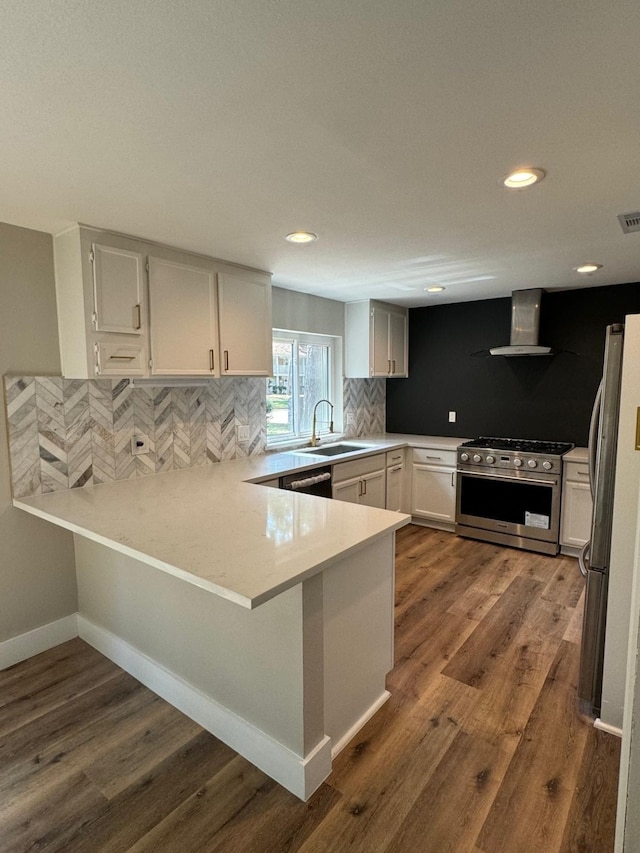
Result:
[618, 211, 640, 234]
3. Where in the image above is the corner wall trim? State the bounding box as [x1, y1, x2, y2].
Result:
[77, 615, 332, 800]
[0, 613, 78, 671]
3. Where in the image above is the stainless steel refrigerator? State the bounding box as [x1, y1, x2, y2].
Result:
[578, 323, 625, 718]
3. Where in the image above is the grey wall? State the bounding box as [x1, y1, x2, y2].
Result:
[272, 287, 344, 338]
[0, 223, 77, 642]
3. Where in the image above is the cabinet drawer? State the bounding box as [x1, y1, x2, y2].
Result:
[386, 449, 405, 467]
[564, 462, 590, 483]
[412, 447, 457, 467]
[95, 342, 147, 376]
[333, 453, 386, 483]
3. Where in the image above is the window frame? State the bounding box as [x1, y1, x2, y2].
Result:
[267, 329, 342, 447]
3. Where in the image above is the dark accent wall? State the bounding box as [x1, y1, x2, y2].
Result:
[385, 283, 640, 446]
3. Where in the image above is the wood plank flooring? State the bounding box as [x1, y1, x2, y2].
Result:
[0, 525, 621, 852]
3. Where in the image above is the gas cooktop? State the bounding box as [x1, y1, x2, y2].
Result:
[460, 437, 574, 456]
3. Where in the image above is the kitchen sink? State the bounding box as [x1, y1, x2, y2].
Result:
[297, 443, 372, 457]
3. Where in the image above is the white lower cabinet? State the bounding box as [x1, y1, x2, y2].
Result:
[561, 461, 593, 551]
[332, 454, 386, 509]
[385, 449, 406, 512]
[411, 447, 457, 528]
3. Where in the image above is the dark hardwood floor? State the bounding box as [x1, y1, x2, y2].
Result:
[0, 525, 621, 852]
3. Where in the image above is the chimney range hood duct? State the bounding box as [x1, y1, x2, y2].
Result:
[489, 288, 553, 356]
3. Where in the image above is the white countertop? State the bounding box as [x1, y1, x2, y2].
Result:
[564, 446, 589, 463]
[20, 435, 461, 610]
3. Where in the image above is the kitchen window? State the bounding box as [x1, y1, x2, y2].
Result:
[267, 331, 340, 445]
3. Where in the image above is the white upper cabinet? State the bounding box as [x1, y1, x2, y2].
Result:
[148, 257, 218, 376]
[92, 244, 145, 335]
[218, 272, 272, 376]
[345, 299, 408, 378]
[53, 225, 272, 379]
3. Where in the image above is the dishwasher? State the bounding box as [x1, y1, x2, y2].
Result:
[279, 465, 332, 498]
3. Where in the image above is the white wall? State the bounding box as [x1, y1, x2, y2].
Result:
[0, 222, 77, 643]
[272, 287, 344, 338]
[602, 313, 640, 728]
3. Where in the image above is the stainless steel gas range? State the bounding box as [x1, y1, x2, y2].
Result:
[455, 437, 574, 555]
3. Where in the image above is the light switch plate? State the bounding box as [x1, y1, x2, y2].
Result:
[448, 411, 456, 423]
[236, 424, 250, 443]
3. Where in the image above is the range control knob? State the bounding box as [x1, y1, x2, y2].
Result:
[486, 455, 495, 464]
[513, 458, 523, 468]
[542, 460, 553, 470]
[473, 454, 482, 463]
[527, 459, 538, 468]
[460, 452, 470, 462]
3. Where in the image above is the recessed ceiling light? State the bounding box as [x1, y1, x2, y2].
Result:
[425, 285, 446, 293]
[574, 262, 603, 274]
[285, 231, 318, 244]
[502, 167, 546, 189]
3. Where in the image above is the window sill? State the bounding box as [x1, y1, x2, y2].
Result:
[266, 433, 347, 453]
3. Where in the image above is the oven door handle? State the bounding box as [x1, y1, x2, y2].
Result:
[458, 470, 557, 486]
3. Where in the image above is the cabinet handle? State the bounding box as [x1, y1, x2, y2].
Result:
[135, 303, 142, 330]
[451, 471, 455, 487]
[576, 471, 589, 477]
[391, 465, 402, 472]
[426, 455, 443, 460]
[209, 349, 215, 371]
[224, 350, 229, 371]
[392, 359, 396, 373]
[108, 355, 136, 361]
[362, 478, 367, 496]
[388, 359, 391, 374]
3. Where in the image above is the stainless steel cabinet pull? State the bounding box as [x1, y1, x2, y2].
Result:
[391, 465, 402, 472]
[426, 455, 442, 460]
[224, 350, 229, 371]
[451, 471, 455, 487]
[209, 349, 215, 371]
[362, 478, 367, 495]
[388, 359, 391, 374]
[135, 303, 142, 330]
[109, 355, 136, 361]
[392, 359, 396, 373]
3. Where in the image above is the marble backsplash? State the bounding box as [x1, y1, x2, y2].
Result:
[4, 376, 385, 498]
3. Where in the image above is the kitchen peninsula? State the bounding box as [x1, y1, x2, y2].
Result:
[13, 443, 411, 800]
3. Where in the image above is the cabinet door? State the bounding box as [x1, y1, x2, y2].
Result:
[371, 305, 391, 376]
[92, 243, 145, 335]
[148, 258, 218, 376]
[386, 464, 404, 512]
[218, 273, 272, 375]
[389, 311, 407, 377]
[561, 481, 593, 548]
[412, 464, 456, 522]
[332, 477, 362, 504]
[360, 470, 386, 509]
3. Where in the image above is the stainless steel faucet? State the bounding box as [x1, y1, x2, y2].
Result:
[310, 399, 334, 447]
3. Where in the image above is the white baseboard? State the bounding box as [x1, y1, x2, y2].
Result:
[0, 614, 78, 671]
[331, 690, 391, 758]
[594, 717, 623, 738]
[77, 615, 332, 800]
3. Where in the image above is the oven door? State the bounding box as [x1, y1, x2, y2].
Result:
[455, 468, 561, 544]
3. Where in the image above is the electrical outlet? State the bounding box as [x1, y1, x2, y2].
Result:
[236, 424, 250, 443]
[346, 413, 355, 426]
[448, 411, 456, 423]
[131, 433, 150, 455]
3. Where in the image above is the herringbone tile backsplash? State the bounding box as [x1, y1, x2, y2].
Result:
[4, 376, 385, 498]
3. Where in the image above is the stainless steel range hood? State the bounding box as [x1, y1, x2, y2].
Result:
[489, 288, 553, 356]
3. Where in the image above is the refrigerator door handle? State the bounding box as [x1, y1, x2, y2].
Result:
[578, 539, 590, 578]
[587, 379, 603, 500]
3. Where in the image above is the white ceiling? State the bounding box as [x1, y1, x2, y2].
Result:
[2, 0, 640, 306]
